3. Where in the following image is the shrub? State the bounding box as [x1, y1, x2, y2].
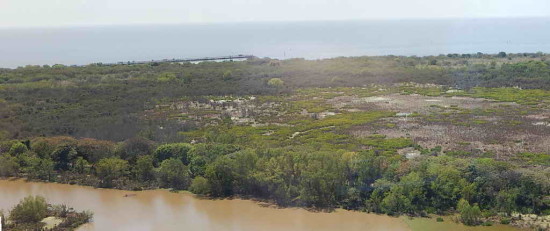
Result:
[118, 137, 154, 161]
[267, 78, 284, 87]
[31, 136, 77, 159]
[157, 158, 190, 190]
[58, 210, 93, 229]
[9, 196, 48, 224]
[50, 204, 70, 217]
[190, 176, 211, 195]
[96, 157, 128, 187]
[457, 199, 482, 226]
[135, 155, 155, 181]
[76, 138, 116, 163]
[0, 154, 20, 177]
[8, 142, 28, 155]
[153, 143, 192, 165]
[500, 218, 511, 224]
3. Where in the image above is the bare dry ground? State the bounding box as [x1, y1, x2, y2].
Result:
[338, 93, 550, 159]
[146, 88, 549, 161]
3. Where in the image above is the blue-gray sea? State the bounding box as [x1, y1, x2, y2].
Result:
[1, 18, 550, 68]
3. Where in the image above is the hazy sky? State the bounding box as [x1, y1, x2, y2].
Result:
[1, 0, 550, 28]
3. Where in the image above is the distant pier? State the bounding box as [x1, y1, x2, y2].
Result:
[95, 54, 254, 66]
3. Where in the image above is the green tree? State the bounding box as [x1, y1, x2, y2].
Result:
[26, 157, 55, 181]
[158, 72, 177, 82]
[430, 167, 465, 211]
[189, 155, 208, 177]
[157, 158, 190, 190]
[457, 198, 482, 226]
[190, 176, 211, 195]
[118, 137, 154, 161]
[398, 172, 426, 212]
[76, 138, 116, 163]
[267, 78, 284, 87]
[96, 157, 128, 188]
[73, 156, 90, 174]
[153, 143, 192, 165]
[135, 155, 155, 181]
[0, 154, 19, 177]
[9, 142, 28, 156]
[51, 145, 77, 171]
[381, 172, 426, 214]
[461, 182, 477, 202]
[496, 188, 519, 215]
[205, 155, 237, 196]
[357, 151, 387, 186]
[188, 144, 239, 177]
[231, 150, 258, 194]
[381, 185, 413, 215]
[342, 187, 362, 210]
[9, 196, 48, 224]
[222, 70, 233, 81]
[366, 185, 388, 213]
[298, 152, 344, 207]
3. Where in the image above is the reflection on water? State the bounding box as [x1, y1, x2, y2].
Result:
[0, 179, 409, 231]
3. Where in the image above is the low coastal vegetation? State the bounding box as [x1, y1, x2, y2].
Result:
[0, 53, 549, 230]
[1, 52, 549, 141]
[0, 196, 93, 231]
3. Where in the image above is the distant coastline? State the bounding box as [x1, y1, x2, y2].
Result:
[1, 18, 550, 68]
[2, 51, 546, 69]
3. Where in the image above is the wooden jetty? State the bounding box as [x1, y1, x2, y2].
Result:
[95, 54, 254, 66]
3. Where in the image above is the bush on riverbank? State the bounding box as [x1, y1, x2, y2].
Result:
[9, 196, 48, 224]
[1, 196, 92, 231]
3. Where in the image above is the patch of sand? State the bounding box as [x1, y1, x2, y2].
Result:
[41, 216, 63, 229]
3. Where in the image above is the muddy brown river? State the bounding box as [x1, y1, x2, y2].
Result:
[0, 179, 521, 231]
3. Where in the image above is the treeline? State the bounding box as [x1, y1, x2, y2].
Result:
[1, 137, 548, 219]
[1, 53, 549, 141]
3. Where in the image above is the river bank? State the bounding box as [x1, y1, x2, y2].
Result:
[0, 179, 523, 231]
